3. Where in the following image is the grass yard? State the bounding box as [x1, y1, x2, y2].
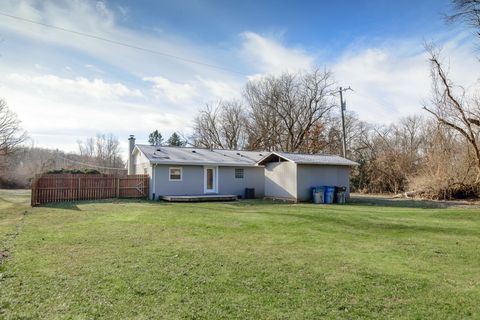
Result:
[1, 190, 479, 319]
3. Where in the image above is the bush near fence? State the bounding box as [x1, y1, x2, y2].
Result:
[31, 174, 149, 206]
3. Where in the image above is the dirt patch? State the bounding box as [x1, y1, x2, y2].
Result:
[0, 250, 9, 264]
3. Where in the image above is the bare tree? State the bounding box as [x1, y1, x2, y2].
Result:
[410, 120, 478, 199]
[301, 122, 330, 154]
[97, 134, 122, 167]
[78, 137, 95, 158]
[423, 47, 480, 181]
[0, 99, 27, 170]
[219, 101, 248, 150]
[244, 68, 335, 152]
[192, 103, 224, 149]
[77, 133, 123, 168]
[317, 111, 371, 157]
[244, 76, 283, 151]
[446, 0, 480, 37]
[345, 115, 426, 194]
[192, 100, 248, 150]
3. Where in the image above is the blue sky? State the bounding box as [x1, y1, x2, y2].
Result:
[0, 0, 477, 154]
[114, 1, 446, 40]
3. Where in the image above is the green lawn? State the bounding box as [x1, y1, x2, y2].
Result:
[1, 190, 479, 319]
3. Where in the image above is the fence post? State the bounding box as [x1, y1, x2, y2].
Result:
[116, 177, 120, 198]
[30, 175, 37, 206]
[77, 176, 81, 200]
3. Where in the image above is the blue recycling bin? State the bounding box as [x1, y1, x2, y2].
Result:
[325, 186, 335, 204]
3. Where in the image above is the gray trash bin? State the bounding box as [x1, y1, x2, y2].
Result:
[336, 192, 346, 204]
[313, 191, 324, 204]
[335, 186, 347, 204]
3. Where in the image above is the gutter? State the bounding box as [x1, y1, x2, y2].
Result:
[152, 163, 156, 200]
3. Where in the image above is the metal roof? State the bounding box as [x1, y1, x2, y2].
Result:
[135, 145, 266, 166]
[256, 151, 359, 166]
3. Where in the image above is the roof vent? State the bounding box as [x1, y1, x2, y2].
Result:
[192, 150, 197, 153]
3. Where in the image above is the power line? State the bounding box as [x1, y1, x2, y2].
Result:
[0, 11, 246, 76]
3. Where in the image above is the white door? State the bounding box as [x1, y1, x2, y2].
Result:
[204, 166, 217, 193]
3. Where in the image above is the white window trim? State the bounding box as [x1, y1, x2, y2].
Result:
[169, 167, 183, 181]
[235, 168, 244, 179]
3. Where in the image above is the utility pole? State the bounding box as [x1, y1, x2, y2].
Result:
[338, 86, 352, 158]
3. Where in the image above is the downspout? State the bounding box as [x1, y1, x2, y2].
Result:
[152, 163, 156, 200]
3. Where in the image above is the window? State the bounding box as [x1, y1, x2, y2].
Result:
[235, 168, 244, 179]
[169, 167, 182, 181]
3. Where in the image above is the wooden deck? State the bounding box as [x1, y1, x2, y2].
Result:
[160, 194, 238, 202]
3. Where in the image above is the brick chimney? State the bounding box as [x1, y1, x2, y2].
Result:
[128, 135, 135, 175]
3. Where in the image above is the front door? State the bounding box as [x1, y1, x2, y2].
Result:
[204, 166, 217, 193]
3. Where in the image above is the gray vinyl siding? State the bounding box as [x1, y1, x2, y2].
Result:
[264, 161, 297, 200]
[152, 165, 204, 199]
[218, 167, 265, 198]
[296, 164, 351, 202]
[151, 165, 264, 199]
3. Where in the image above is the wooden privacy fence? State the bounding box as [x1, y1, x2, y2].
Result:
[31, 174, 149, 206]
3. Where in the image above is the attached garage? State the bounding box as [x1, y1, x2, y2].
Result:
[257, 152, 358, 202]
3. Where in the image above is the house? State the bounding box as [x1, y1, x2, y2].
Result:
[127, 135, 358, 202]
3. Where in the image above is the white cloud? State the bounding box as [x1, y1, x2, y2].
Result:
[240, 31, 315, 74]
[332, 35, 479, 124]
[85, 64, 105, 74]
[0, 73, 189, 154]
[143, 76, 197, 103]
[195, 76, 241, 100]
[143, 75, 242, 104]
[8, 73, 143, 99]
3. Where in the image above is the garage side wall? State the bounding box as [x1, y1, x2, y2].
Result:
[218, 167, 265, 198]
[296, 165, 351, 202]
[264, 161, 297, 200]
